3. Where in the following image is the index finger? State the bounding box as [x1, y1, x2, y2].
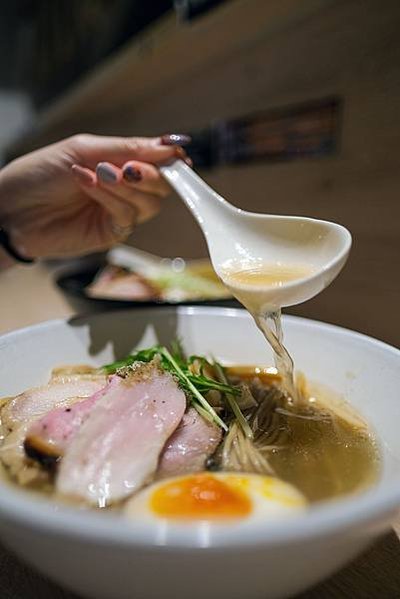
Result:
[70, 134, 191, 169]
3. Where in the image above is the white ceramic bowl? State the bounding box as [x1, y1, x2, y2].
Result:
[0, 307, 399, 599]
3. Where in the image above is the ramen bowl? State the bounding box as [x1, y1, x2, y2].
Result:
[0, 307, 398, 599]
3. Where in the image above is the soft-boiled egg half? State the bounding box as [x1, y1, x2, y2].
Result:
[124, 472, 307, 523]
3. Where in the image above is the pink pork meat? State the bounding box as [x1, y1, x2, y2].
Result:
[158, 407, 222, 478]
[2, 378, 106, 430]
[0, 376, 107, 484]
[24, 384, 110, 463]
[56, 364, 186, 506]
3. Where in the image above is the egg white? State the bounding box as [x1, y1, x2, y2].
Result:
[124, 472, 307, 524]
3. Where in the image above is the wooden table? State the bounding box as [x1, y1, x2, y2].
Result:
[0, 264, 399, 598]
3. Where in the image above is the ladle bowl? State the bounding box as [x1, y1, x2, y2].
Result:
[161, 160, 352, 310]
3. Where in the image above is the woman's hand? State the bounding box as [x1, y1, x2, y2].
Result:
[0, 133, 190, 261]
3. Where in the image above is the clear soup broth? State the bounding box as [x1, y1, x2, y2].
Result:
[222, 263, 314, 288]
[219, 368, 379, 502]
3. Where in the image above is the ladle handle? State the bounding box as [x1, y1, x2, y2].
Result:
[160, 159, 232, 234]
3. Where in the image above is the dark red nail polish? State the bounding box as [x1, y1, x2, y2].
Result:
[161, 133, 192, 146]
[123, 165, 142, 182]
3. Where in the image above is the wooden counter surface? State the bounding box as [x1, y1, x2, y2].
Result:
[0, 263, 399, 597]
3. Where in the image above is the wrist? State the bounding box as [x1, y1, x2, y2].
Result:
[0, 227, 35, 265]
[0, 244, 16, 270]
[0, 171, 13, 269]
[0, 168, 35, 266]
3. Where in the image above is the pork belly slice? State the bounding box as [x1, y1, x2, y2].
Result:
[56, 365, 186, 506]
[24, 384, 110, 465]
[1, 377, 107, 431]
[0, 377, 107, 484]
[158, 407, 222, 478]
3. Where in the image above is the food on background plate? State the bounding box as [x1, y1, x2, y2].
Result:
[86, 265, 159, 301]
[0, 341, 379, 522]
[86, 246, 231, 302]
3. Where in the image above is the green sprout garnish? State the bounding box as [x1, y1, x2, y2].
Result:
[102, 341, 250, 435]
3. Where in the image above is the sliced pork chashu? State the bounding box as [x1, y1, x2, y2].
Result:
[56, 363, 186, 506]
[0, 373, 106, 485]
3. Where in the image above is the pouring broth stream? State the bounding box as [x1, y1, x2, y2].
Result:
[221, 262, 315, 402]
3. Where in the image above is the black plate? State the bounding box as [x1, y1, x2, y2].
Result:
[56, 267, 239, 313]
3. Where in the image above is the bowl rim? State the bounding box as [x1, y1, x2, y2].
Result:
[0, 306, 399, 549]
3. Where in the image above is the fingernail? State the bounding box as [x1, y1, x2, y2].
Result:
[71, 164, 94, 185]
[174, 146, 187, 159]
[96, 162, 118, 184]
[173, 146, 193, 166]
[123, 165, 142, 183]
[161, 133, 192, 146]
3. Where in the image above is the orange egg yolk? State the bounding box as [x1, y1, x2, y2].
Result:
[150, 474, 252, 519]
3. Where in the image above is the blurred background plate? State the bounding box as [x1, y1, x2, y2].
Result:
[56, 264, 238, 315]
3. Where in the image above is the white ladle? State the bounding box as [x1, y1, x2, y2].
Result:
[160, 159, 351, 312]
